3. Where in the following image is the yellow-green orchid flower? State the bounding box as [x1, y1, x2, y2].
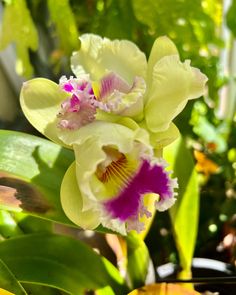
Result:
[59, 121, 177, 235]
[70, 34, 207, 136]
[20, 34, 207, 150]
[20, 34, 207, 234]
[20, 81, 177, 235]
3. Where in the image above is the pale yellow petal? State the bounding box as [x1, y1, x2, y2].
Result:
[188, 66, 208, 99]
[147, 36, 178, 84]
[71, 34, 147, 84]
[60, 162, 100, 229]
[20, 78, 68, 146]
[145, 55, 207, 132]
[140, 121, 180, 149]
[58, 120, 137, 148]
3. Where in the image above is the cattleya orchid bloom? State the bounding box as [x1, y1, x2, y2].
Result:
[58, 121, 178, 234]
[20, 34, 207, 234]
[20, 34, 207, 149]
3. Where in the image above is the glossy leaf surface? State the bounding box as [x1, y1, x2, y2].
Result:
[0, 259, 27, 295]
[0, 130, 74, 226]
[0, 233, 127, 295]
[0, 0, 38, 77]
[164, 137, 199, 278]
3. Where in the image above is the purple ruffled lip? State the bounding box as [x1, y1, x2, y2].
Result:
[104, 159, 173, 221]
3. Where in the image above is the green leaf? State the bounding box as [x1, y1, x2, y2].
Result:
[131, 0, 159, 31]
[47, 0, 79, 55]
[226, 0, 236, 37]
[164, 137, 199, 278]
[0, 130, 74, 226]
[126, 232, 150, 289]
[21, 283, 62, 295]
[15, 214, 53, 234]
[0, 0, 38, 77]
[0, 233, 127, 295]
[0, 210, 23, 238]
[95, 286, 116, 295]
[0, 258, 27, 295]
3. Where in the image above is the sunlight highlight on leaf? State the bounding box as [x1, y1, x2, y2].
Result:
[0, 130, 74, 225]
[47, 0, 79, 55]
[0, 0, 38, 77]
[0, 233, 127, 294]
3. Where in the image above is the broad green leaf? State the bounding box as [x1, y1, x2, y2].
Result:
[0, 233, 127, 295]
[0, 0, 38, 77]
[0, 258, 27, 295]
[0, 130, 74, 226]
[126, 232, 150, 289]
[164, 137, 199, 279]
[21, 283, 61, 295]
[47, 0, 79, 55]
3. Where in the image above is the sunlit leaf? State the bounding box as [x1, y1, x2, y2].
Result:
[0, 130, 74, 226]
[128, 283, 201, 294]
[95, 285, 116, 295]
[0, 0, 38, 77]
[0, 259, 27, 295]
[0, 233, 127, 294]
[164, 137, 199, 279]
[0, 210, 23, 238]
[131, 0, 159, 31]
[226, 0, 236, 37]
[47, 0, 79, 55]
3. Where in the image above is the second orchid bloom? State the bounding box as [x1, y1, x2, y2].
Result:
[20, 34, 207, 234]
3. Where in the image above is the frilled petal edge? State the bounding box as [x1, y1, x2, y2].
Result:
[145, 55, 207, 133]
[71, 34, 147, 84]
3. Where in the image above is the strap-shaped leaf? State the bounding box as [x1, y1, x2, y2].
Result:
[0, 233, 127, 294]
[164, 137, 199, 279]
[0, 130, 74, 226]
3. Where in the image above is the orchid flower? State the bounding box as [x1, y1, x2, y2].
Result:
[20, 34, 207, 150]
[20, 34, 207, 234]
[58, 121, 178, 234]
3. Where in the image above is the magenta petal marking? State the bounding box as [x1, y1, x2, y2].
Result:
[104, 160, 172, 221]
[63, 82, 74, 92]
[70, 95, 80, 109]
[99, 72, 130, 99]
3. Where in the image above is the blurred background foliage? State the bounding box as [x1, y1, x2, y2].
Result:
[1, 0, 236, 293]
